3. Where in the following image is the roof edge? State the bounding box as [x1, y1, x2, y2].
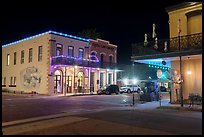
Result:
[166, 2, 202, 13]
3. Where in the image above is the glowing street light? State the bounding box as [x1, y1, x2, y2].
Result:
[123, 78, 128, 85]
[133, 78, 138, 85]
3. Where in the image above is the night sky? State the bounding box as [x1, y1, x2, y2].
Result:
[2, 0, 185, 64]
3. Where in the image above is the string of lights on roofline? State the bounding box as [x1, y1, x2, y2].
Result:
[2, 30, 90, 47]
[148, 64, 170, 70]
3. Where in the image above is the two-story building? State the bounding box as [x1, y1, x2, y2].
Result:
[2, 30, 118, 96]
[131, 2, 202, 103]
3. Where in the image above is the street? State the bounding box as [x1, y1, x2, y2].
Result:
[2, 94, 135, 122]
[2, 94, 202, 135]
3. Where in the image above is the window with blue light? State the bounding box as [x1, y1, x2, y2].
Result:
[56, 44, 63, 56]
[68, 46, 74, 57]
[78, 48, 84, 58]
[90, 52, 97, 61]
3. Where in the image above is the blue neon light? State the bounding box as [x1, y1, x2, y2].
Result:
[52, 56, 99, 63]
[2, 30, 90, 47]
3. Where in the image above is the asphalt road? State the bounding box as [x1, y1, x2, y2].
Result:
[2, 94, 135, 122]
[3, 108, 202, 135]
[2, 94, 202, 135]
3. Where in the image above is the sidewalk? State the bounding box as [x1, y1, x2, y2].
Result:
[133, 99, 202, 112]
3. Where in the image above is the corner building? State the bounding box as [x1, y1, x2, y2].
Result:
[2, 31, 118, 95]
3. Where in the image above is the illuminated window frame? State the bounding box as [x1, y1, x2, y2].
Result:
[7, 54, 10, 66]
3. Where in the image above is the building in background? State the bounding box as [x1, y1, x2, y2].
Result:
[2, 31, 118, 95]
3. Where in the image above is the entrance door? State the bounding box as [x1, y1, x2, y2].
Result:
[77, 72, 84, 93]
[90, 72, 95, 93]
[54, 70, 62, 94]
[100, 73, 104, 88]
[66, 76, 72, 93]
[54, 75, 62, 94]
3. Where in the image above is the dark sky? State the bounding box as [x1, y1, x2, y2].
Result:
[2, 0, 185, 64]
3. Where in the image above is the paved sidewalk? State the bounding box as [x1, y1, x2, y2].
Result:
[133, 99, 202, 111]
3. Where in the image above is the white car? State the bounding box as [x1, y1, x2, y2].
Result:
[120, 85, 141, 94]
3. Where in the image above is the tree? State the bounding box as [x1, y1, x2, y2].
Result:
[78, 28, 101, 40]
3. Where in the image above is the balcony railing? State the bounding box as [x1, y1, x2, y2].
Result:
[132, 33, 202, 57]
[51, 56, 117, 69]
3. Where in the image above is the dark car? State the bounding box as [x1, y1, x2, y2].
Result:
[160, 86, 167, 92]
[97, 84, 120, 95]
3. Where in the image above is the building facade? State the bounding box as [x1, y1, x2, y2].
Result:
[2, 31, 118, 95]
[131, 2, 202, 103]
[166, 2, 202, 102]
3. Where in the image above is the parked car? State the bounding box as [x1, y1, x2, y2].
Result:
[120, 85, 141, 94]
[159, 86, 167, 92]
[97, 84, 120, 95]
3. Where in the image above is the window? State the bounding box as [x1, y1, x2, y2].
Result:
[7, 54, 10, 66]
[21, 50, 24, 64]
[14, 52, 16, 65]
[38, 46, 42, 61]
[78, 48, 84, 58]
[9, 76, 16, 87]
[68, 46, 74, 57]
[109, 55, 113, 64]
[56, 44, 63, 56]
[10, 77, 13, 85]
[2, 77, 6, 87]
[14, 77, 16, 85]
[4, 77, 6, 85]
[29, 48, 33, 63]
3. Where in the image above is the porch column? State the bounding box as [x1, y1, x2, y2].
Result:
[114, 70, 117, 84]
[64, 67, 66, 96]
[106, 69, 109, 85]
[97, 68, 100, 91]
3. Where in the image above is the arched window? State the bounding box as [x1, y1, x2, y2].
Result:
[109, 55, 113, 65]
[90, 51, 97, 61]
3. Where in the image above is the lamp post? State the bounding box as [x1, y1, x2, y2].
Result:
[178, 19, 183, 107]
[132, 62, 135, 106]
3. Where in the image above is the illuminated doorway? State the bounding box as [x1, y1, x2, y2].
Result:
[54, 70, 63, 94]
[77, 71, 84, 93]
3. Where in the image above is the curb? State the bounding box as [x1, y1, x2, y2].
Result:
[2, 112, 71, 128]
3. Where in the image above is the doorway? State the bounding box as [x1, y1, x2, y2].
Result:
[66, 76, 72, 93]
[54, 70, 63, 94]
[90, 72, 95, 93]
